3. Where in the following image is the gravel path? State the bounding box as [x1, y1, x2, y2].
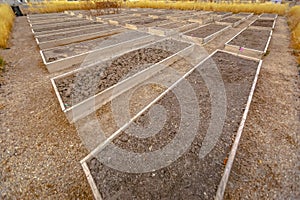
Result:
[0, 17, 93, 199]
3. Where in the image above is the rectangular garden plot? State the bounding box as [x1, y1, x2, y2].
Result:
[81, 50, 262, 200]
[41, 31, 155, 73]
[125, 18, 168, 30]
[35, 24, 125, 49]
[51, 38, 194, 122]
[182, 23, 229, 45]
[216, 16, 246, 27]
[27, 13, 67, 21]
[249, 18, 276, 30]
[234, 12, 253, 19]
[95, 13, 128, 22]
[108, 16, 139, 25]
[29, 17, 85, 27]
[211, 11, 232, 21]
[225, 27, 273, 58]
[31, 20, 99, 34]
[33, 23, 106, 38]
[148, 21, 199, 36]
[259, 13, 278, 20]
[188, 15, 214, 25]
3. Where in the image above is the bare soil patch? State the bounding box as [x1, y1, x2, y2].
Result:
[159, 21, 191, 29]
[54, 39, 190, 107]
[228, 28, 271, 51]
[184, 24, 227, 38]
[219, 17, 241, 23]
[33, 21, 99, 33]
[126, 18, 166, 26]
[251, 19, 274, 28]
[37, 25, 119, 42]
[260, 13, 277, 19]
[43, 31, 146, 62]
[87, 51, 259, 199]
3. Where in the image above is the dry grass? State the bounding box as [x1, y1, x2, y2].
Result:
[28, 1, 97, 14]
[28, 0, 121, 14]
[126, 1, 288, 15]
[0, 4, 15, 48]
[287, 6, 300, 63]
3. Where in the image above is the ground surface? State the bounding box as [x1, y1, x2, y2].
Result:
[0, 14, 299, 200]
[0, 17, 93, 199]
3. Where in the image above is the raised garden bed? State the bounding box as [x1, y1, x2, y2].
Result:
[108, 16, 139, 25]
[182, 23, 229, 45]
[41, 31, 154, 73]
[259, 13, 278, 20]
[148, 21, 199, 36]
[211, 11, 232, 21]
[188, 15, 214, 25]
[33, 23, 105, 38]
[81, 50, 262, 200]
[29, 17, 85, 26]
[148, 10, 173, 18]
[249, 18, 276, 30]
[31, 19, 94, 29]
[225, 27, 272, 58]
[27, 13, 67, 21]
[234, 12, 253, 19]
[95, 13, 128, 22]
[166, 13, 194, 21]
[132, 11, 164, 18]
[32, 20, 98, 34]
[37, 24, 120, 42]
[36, 26, 125, 49]
[216, 16, 246, 27]
[125, 18, 168, 30]
[51, 39, 194, 123]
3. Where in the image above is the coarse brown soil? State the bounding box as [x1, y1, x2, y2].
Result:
[28, 13, 69, 21]
[37, 24, 119, 42]
[260, 13, 277, 19]
[0, 12, 298, 200]
[43, 31, 146, 62]
[228, 28, 271, 51]
[158, 21, 190, 29]
[87, 51, 260, 199]
[32, 20, 99, 33]
[30, 17, 85, 26]
[219, 17, 242, 23]
[251, 19, 275, 28]
[54, 39, 190, 107]
[184, 24, 228, 38]
[235, 13, 252, 18]
[126, 18, 166, 26]
[35, 23, 105, 36]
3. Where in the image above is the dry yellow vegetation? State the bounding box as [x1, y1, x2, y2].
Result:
[28, 0, 121, 14]
[0, 4, 15, 48]
[288, 6, 300, 63]
[28, 1, 96, 14]
[126, 1, 288, 15]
